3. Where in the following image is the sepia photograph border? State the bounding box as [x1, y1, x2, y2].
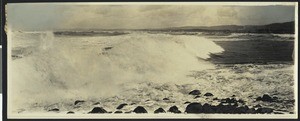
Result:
[2, 0, 299, 120]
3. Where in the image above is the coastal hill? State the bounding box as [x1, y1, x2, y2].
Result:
[53, 21, 295, 36]
[147, 21, 294, 34]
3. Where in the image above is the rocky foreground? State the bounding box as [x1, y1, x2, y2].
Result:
[46, 91, 290, 114]
[18, 63, 295, 115]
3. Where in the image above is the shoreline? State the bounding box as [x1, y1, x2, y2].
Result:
[11, 63, 295, 115]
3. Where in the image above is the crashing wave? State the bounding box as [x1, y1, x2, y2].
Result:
[8, 31, 224, 111]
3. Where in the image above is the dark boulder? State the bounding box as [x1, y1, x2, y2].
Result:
[114, 111, 123, 114]
[154, 108, 166, 113]
[262, 94, 273, 102]
[168, 106, 181, 113]
[133, 106, 147, 113]
[256, 94, 275, 102]
[93, 102, 100, 105]
[163, 98, 169, 101]
[194, 95, 201, 99]
[104, 47, 113, 50]
[256, 96, 262, 101]
[48, 108, 59, 112]
[185, 103, 203, 113]
[213, 98, 219, 100]
[209, 105, 218, 113]
[274, 112, 284, 114]
[88, 107, 107, 114]
[234, 106, 249, 114]
[116, 103, 128, 109]
[125, 111, 132, 114]
[204, 93, 214, 97]
[189, 90, 201, 95]
[256, 108, 274, 114]
[246, 108, 257, 114]
[184, 101, 191, 104]
[202, 103, 214, 113]
[67, 111, 75, 114]
[74, 100, 85, 105]
[237, 99, 245, 104]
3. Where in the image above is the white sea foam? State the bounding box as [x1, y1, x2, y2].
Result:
[8, 31, 224, 112]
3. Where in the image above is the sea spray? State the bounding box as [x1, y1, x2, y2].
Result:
[39, 31, 54, 50]
[8, 31, 224, 112]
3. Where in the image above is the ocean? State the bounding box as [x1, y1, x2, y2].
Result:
[7, 31, 295, 115]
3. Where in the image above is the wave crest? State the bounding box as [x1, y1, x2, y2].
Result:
[9, 32, 224, 110]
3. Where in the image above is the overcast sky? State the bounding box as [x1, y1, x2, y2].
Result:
[7, 3, 296, 31]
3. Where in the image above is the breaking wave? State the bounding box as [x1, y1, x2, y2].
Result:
[8, 31, 224, 110]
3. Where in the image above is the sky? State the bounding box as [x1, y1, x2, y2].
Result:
[7, 3, 296, 31]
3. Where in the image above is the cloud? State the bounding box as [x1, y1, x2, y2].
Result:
[60, 5, 212, 29]
[7, 4, 295, 30]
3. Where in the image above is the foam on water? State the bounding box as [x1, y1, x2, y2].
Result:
[8, 31, 224, 112]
